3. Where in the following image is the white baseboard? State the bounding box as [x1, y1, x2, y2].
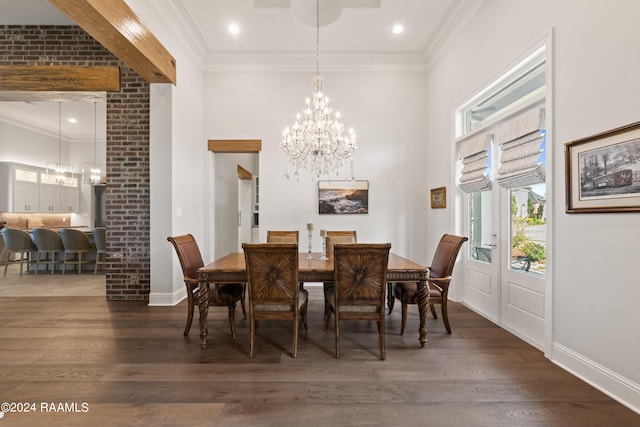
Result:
[552, 342, 640, 415]
[148, 287, 187, 306]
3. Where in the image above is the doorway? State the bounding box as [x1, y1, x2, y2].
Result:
[456, 42, 550, 350]
[209, 140, 261, 258]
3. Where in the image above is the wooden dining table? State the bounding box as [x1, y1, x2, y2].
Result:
[197, 252, 429, 350]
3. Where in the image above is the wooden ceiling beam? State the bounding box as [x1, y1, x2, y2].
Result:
[0, 66, 120, 92]
[208, 140, 263, 153]
[49, 0, 176, 84]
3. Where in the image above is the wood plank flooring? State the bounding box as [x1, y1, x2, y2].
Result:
[0, 268, 638, 426]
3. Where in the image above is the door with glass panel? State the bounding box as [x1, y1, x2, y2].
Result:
[457, 44, 548, 349]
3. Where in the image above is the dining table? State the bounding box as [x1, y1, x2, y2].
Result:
[197, 252, 429, 350]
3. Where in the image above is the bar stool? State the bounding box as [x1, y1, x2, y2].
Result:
[2, 228, 37, 276]
[93, 227, 107, 274]
[32, 228, 65, 274]
[59, 228, 95, 274]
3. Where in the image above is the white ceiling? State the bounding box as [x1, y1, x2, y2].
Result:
[0, 0, 470, 140]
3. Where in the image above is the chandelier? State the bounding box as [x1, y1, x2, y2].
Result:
[82, 102, 102, 185]
[46, 102, 73, 185]
[280, 0, 357, 180]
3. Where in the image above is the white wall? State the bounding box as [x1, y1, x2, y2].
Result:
[204, 70, 430, 260]
[128, 0, 206, 305]
[426, 0, 640, 412]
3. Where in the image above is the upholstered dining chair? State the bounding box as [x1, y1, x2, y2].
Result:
[93, 227, 107, 274]
[32, 228, 64, 274]
[325, 243, 391, 360]
[2, 228, 37, 276]
[167, 234, 245, 338]
[389, 234, 468, 335]
[59, 228, 96, 274]
[323, 230, 358, 324]
[242, 242, 308, 358]
[266, 230, 299, 243]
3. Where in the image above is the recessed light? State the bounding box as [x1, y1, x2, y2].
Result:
[68, 118, 77, 124]
[228, 23, 240, 35]
[392, 24, 404, 35]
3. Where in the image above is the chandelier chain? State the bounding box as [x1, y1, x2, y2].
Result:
[280, 0, 358, 181]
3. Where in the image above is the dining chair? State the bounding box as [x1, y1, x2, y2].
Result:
[167, 234, 246, 337]
[266, 230, 299, 243]
[323, 230, 357, 324]
[59, 228, 96, 274]
[2, 228, 37, 276]
[31, 228, 65, 274]
[93, 227, 107, 274]
[324, 243, 391, 360]
[242, 242, 308, 358]
[389, 234, 468, 334]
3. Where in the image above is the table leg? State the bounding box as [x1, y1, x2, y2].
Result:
[198, 281, 209, 350]
[416, 277, 429, 347]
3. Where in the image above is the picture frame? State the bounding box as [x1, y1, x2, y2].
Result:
[318, 180, 369, 214]
[430, 186, 446, 209]
[565, 120, 640, 213]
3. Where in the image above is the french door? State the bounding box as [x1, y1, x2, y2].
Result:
[462, 183, 546, 349]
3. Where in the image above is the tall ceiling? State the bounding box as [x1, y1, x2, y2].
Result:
[0, 0, 474, 140]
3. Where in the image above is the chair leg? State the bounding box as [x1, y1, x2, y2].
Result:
[228, 304, 236, 341]
[379, 316, 386, 361]
[78, 252, 82, 274]
[3, 255, 8, 276]
[301, 302, 308, 330]
[441, 302, 452, 334]
[240, 284, 247, 318]
[19, 252, 25, 276]
[400, 302, 408, 336]
[387, 283, 395, 314]
[249, 317, 256, 358]
[35, 253, 40, 275]
[292, 310, 299, 358]
[430, 303, 438, 319]
[334, 313, 340, 359]
[50, 252, 56, 274]
[184, 290, 195, 336]
[324, 303, 332, 330]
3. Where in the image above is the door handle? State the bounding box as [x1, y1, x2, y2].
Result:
[488, 232, 497, 249]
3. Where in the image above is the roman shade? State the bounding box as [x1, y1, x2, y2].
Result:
[457, 132, 492, 193]
[495, 106, 546, 188]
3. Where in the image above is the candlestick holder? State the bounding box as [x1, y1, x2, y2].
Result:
[320, 230, 328, 260]
[306, 229, 313, 260]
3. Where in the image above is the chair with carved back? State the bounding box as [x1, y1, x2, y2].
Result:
[325, 243, 391, 360]
[242, 242, 308, 358]
[389, 234, 468, 335]
[167, 234, 245, 338]
[322, 231, 357, 324]
[266, 230, 299, 243]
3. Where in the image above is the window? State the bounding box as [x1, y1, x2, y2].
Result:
[456, 44, 547, 276]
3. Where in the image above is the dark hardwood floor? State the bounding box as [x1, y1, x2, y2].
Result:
[0, 278, 638, 426]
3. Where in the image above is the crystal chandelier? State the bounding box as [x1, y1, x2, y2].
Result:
[82, 102, 103, 185]
[281, 0, 357, 180]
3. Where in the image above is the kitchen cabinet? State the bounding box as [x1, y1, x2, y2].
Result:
[0, 162, 79, 213]
[0, 163, 40, 212]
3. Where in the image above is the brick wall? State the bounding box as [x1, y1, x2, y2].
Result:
[1, 25, 151, 300]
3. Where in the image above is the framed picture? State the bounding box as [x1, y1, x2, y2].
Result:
[318, 180, 369, 214]
[430, 186, 446, 209]
[565, 121, 640, 213]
